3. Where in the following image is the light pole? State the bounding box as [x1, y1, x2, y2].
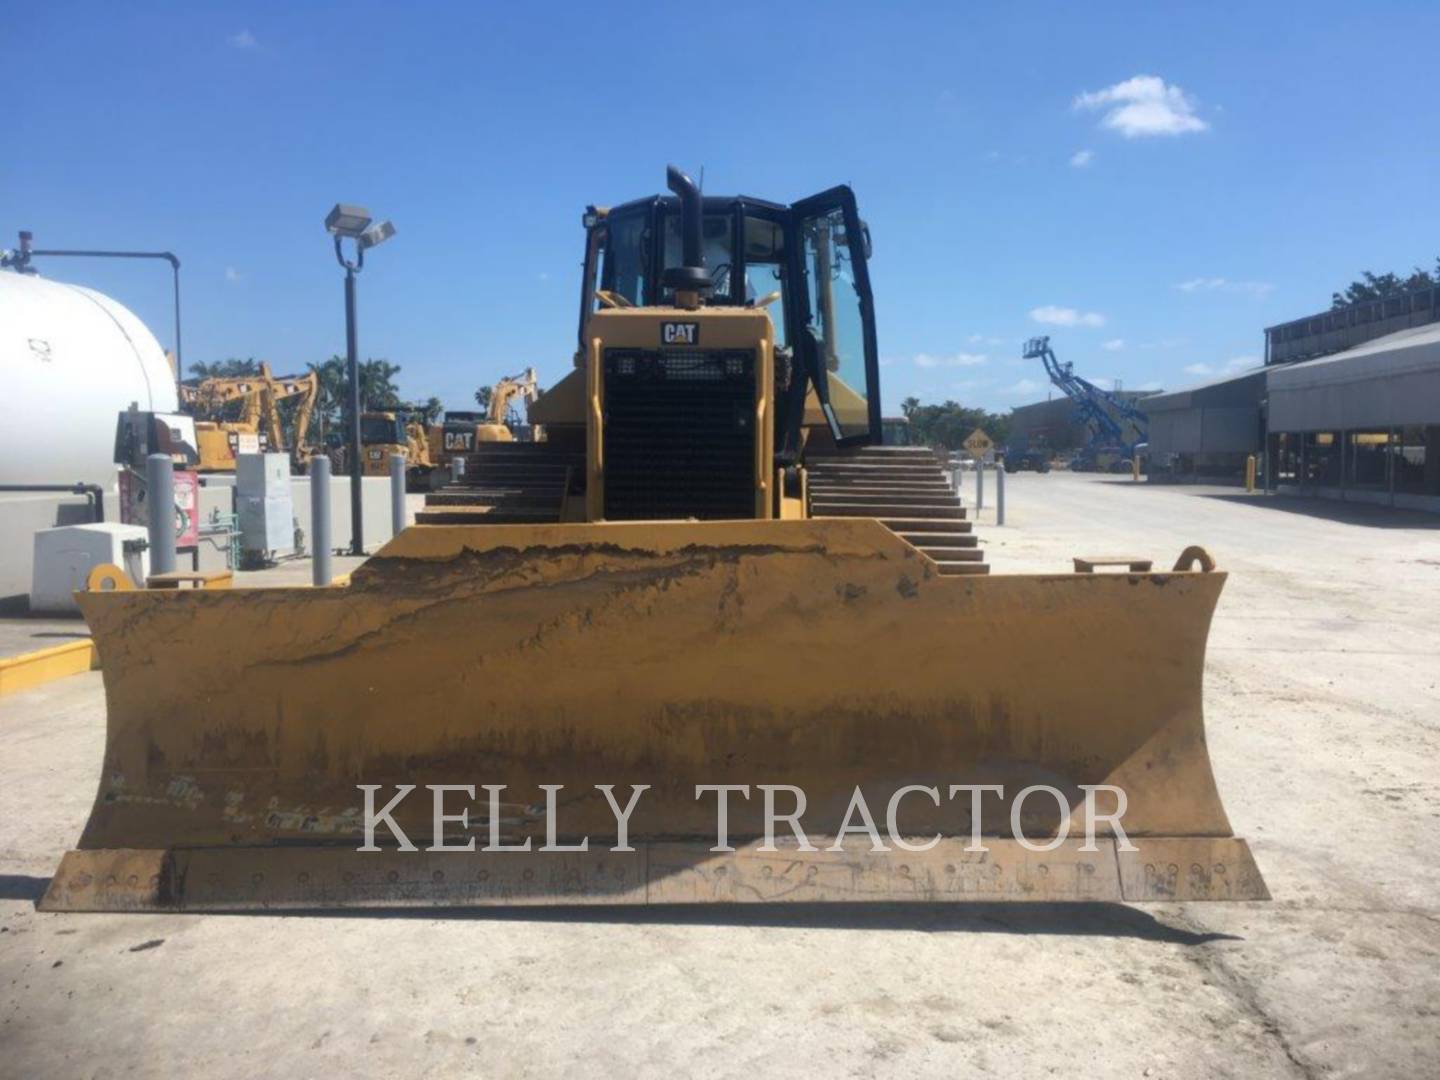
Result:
[324, 205, 395, 556]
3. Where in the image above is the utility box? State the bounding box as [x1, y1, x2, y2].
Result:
[236, 452, 295, 557]
[30, 522, 149, 614]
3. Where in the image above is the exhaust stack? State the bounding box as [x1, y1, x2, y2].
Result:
[661, 164, 711, 309]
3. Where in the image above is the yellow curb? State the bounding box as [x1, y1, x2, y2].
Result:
[0, 638, 99, 697]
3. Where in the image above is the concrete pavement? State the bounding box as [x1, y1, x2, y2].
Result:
[2, 473, 1437, 1078]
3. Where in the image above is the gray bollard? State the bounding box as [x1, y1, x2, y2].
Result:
[310, 455, 332, 587]
[452, 456, 466, 483]
[390, 453, 407, 537]
[996, 463, 1006, 526]
[146, 453, 176, 577]
[975, 459, 985, 511]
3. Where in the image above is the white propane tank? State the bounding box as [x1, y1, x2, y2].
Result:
[0, 270, 178, 489]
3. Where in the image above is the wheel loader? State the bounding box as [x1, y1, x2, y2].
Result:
[44, 167, 1267, 912]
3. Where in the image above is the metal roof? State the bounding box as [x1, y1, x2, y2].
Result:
[1142, 365, 1268, 412]
[1267, 322, 1440, 431]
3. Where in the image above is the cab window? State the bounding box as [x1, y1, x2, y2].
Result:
[742, 214, 786, 347]
[800, 204, 869, 439]
[607, 211, 650, 306]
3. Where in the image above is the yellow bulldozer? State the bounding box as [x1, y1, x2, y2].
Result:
[327, 409, 437, 488]
[45, 167, 1266, 912]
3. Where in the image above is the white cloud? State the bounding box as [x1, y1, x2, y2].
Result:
[914, 352, 988, 369]
[1183, 355, 1259, 377]
[1175, 277, 1274, 298]
[224, 267, 242, 282]
[228, 29, 257, 48]
[1074, 75, 1208, 138]
[950, 377, 995, 392]
[1137, 380, 1163, 392]
[1004, 378, 1045, 397]
[1069, 149, 1095, 168]
[1030, 305, 1105, 328]
[1102, 338, 1125, 351]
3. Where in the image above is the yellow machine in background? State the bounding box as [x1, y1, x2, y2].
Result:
[178, 362, 318, 471]
[46, 166, 1266, 913]
[429, 369, 542, 469]
[350, 410, 436, 483]
[478, 367, 540, 442]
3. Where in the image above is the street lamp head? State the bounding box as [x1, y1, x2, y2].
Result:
[358, 220, 396, 251]
[325, 204, 373, 238]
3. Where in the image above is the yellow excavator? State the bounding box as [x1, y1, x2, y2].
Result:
[478, 367, 540, 442]
[46, 167, 1266, 912]
[431, 369, 542, 469]
[177, 362, 319, 471]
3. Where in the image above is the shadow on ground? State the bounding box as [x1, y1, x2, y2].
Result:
[0, 875, 50, 902]
[1199, 493, 1440, 529]
[20, 892, 1237, 944]
[12, 870, 1236, 942]
[1092, 481, 1440, 530]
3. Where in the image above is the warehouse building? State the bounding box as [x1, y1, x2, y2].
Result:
[1266, 319, 1440, 511]
[1143, 366, 1267, 481]
[1145, 283, 1440, 503]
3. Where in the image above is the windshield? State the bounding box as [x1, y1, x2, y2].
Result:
[360, 416, 405, 444]
[661, 210, 734, 303]
[600, 206, 741, 308]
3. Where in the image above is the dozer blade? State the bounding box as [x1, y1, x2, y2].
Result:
[44, 519, 1267, 912]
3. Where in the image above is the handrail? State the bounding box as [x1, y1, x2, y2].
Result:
[1, 483, 105, 522]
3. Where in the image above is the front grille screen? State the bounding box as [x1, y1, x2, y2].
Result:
[603, 348, 756, 520]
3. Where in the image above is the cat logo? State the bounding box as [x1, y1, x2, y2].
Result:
[444, 432, 475, 452]
[661, 321, 699, 346]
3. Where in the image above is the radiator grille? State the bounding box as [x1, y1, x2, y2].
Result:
[603, 348, 756, 520]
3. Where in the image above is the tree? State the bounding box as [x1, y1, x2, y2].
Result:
[306, 356, 408, 444]
[901, 398, 1012, 450]
[474, 385, 493, 412]
[308, 357, 347, 444]
[1332, 259, 1440, 308]
[186, 357, 261, 382]
[359, 359, 403, 411]
[405, 396, 444, 425]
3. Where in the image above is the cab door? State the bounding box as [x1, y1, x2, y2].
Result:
[790, 185, 880, 446]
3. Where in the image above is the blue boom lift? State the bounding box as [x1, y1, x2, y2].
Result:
[1022, 335, 1149, 470]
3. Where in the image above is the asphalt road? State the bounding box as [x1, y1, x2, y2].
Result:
[2, 474, 1437, 1078]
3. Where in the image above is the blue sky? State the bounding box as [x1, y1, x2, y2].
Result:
[7, 2, 1439, 413]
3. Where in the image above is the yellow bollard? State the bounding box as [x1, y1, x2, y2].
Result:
[1245, 454, 1256, 493]
[1132, 455, 1141, 481]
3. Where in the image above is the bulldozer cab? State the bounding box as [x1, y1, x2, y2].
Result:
[576, 184, 880, 452]
[359, 412, 406, 447]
